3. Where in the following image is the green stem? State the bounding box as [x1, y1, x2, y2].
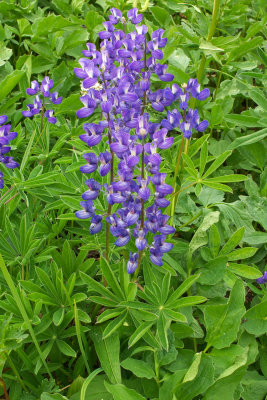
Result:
[178, 210, 202, 230]
[170, 137, 184, 226]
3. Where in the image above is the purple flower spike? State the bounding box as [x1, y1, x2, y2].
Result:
[127, 8, 143, 24]
[149, 247, 163, 266]
[127, 252, 139, 274]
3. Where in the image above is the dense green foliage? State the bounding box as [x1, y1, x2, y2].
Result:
[0, 0, 266, 399]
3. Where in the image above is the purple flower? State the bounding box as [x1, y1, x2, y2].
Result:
[41, 76, 53, 97]
[80, 123, 104, 147]
[90, 215, 103, 234]
[98, 152, 112, 176]
[256, 271, 267, 284]
[80, 153, 98, 174]
[0, 171, 4, 189]
[26, 80, 39, 95]
[82, 178, 101, 200]
[44, 110, 57, 124]
[127, 252, 139, 274]
[127, 8, 142, 24]
[75, 200, 95, 219]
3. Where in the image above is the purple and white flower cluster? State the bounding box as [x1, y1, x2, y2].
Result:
[74, 8, 210, 273]
[0, 115, 19, 189]
[22, 77, 62, 124]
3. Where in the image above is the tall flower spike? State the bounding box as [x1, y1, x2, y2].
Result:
[73, 9, 210, 273]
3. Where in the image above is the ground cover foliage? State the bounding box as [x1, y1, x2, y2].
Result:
[0, 0, 267, 399]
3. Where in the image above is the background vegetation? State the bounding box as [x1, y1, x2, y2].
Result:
[0, 0, 266, 399]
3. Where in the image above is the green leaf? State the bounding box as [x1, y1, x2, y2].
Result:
[203, 181, 233, 193]
[209, 225, 221, 258]
[80, 271, 119, 302]
[250, 89, 267, 110]
[32, 14, 77, 36]
[105, 382, 146, 400]
[103, 311, 127, 339]
[244, 301, 267, 320]
[228, 263, 262, 279]
[224, 114, 261, 127]
[165, 275, 200, 307]
[90, 326, 121, 384]
[202, 151, 232, 179]
[97, 309, 123, 324]
[57, 340, 76, 357]
[80, 369, 103, 400]
[227, 247, 257, 261]
[121, 358, 155, 379]
[199, 141, 208, 176]
[150, 6, 172, 27]
[56, 94, 82, 114]
[220, 227, 245, 256]
[100, 257, 125, 300]
[189, 211, 220, 256]
[0, 70, 25, 102]
[164, 309, 187, 322]
[157, 312, 168, 350]
[128, 321, 154, 348]
[53, 308, 65, 326]
[169, 296, 207, 309]
[204, 280, 246, 349]
[207, 174, 248, 183]
[229, 128, 267, 149]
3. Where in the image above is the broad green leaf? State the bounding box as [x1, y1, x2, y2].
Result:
[188, 211, 220, 256]
[105, 382, 146, 400]
[90, 326, 121, 384]
[57, 340, 76, 357]
[245, 301, 267, 320]
[228, 263, 262, 279]
[204, 280, 245, 349]
[175, 353, 214, 400]
[0, 70, 25, 102]
[121, 358, 155, 379]
[53, 308, 64, 326]
[227, 247, 257, 261]
[203, 181, 232, 193]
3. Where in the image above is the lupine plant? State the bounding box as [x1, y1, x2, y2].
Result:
[0, 1, 267, 399]
[74, 7, 209, 275]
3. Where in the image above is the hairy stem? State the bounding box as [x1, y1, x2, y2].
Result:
[101, 72, 114, 263]
[133, 38, 147, 280]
